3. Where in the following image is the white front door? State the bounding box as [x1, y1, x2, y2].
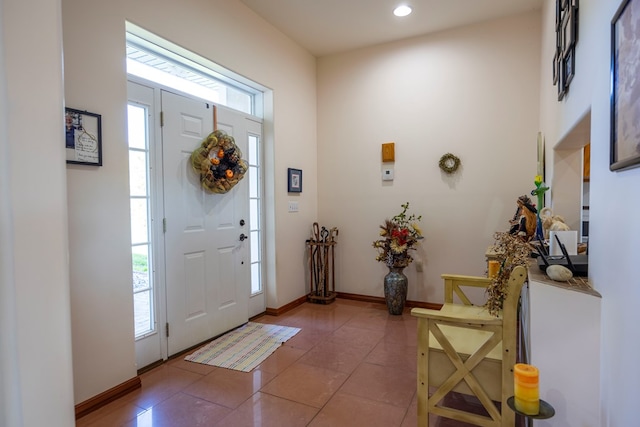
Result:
[161, 91, 250, 356]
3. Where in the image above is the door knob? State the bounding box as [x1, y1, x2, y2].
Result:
[239, 233, 248, 241]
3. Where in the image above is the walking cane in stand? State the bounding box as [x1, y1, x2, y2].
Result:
[320, 227, 329, 297]
[329, 227, 338, 296]
[311, 223, 321, 296]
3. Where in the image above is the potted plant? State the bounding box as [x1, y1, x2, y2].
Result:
[372, 202, 423, 314]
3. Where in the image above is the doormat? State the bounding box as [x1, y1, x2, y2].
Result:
[184, 322, 301, 372]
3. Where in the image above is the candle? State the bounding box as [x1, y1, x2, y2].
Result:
[514, 363, 539, 415]
[488, 260, 500, 278]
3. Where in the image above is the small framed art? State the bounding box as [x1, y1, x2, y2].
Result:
[610, 0, 640, 171]
[287, 168, 302, 193]
[65, 108, 102, 166]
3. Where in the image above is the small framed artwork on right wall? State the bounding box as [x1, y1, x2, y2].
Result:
[610, 0, 640, 171]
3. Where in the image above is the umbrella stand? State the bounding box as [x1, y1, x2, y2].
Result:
[306, 225, 338, 304]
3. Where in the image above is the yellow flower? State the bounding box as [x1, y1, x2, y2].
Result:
[390, 241, 407, 254]
[534, 175, 543, 186]
[411, 223, 423, 237]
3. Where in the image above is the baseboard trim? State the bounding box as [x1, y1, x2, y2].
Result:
[75, 376, 141, 420]
[265, 295, 307, 316]
[336, 292, 442, 310]
[264, 292, 442, 317]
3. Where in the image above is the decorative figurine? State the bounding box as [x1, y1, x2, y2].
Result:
[509, 195, 538, 242]
[531, 175, 550, 242]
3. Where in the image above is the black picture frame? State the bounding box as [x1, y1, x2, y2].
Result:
[65, 108, 102, 166]
[610, 0, 640, 171]
[564, 48, 575, 87]
[557, 54, 566, 101]
[562, 6, 575, 57]
[552, 51, 559, 85]
[287, 168, 302, 193]
[554, 0, 578, 98]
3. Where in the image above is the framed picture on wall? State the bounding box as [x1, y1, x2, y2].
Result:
[554, 0, 578, 100]
[610, 0, 640, 171]
[65, 108, 103, 166]
[287, 168, 302, 193]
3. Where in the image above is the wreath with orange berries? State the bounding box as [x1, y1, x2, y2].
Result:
[190, 129, 248, 193]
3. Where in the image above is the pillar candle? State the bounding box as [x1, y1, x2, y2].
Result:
[514, 363, 539, 415]
[488, 260, 500, 278]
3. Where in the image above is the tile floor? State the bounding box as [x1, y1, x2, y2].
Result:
[76, 299, 489, 427]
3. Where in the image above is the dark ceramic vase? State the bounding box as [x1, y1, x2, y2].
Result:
[384, 267, 408, 315]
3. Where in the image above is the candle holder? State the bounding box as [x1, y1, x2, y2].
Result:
[507, 396, 555, 419]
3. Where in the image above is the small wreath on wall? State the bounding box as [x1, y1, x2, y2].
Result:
[190, 129, 248, 193]
[438, 153, 461, 174]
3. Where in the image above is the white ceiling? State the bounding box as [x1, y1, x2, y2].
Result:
[240, 0, 543, 57]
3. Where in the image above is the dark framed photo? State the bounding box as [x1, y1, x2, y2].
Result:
[564, 48, 575, 87]
[557, 56, 566, 101]
[562, 5, 575, 56]
[65, 108, 102, 166]
[287, 168, 302, 193]
[552, 51, 559, 85]
[554, 0, 578, 98]
[610, 0, 640, 171]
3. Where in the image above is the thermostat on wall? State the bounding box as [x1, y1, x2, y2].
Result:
[382, 167, 394, 181]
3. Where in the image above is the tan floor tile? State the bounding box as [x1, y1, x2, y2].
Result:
[365, 340, 417, 372]
[167, 354, 218, 376]
[215, 392, 318, 427]
[326, 324, 385, 349]
[283, 327, 330, 351]
[124, 365, 204, 410]
[183, 367, 275, 409]
[400, 392, 418, 427]
[260, 362, 349, 408]
[120, 392, 231, 427]
[75, 400, 145, 427]
[340, 362, 416, 408]
[255, 344, 307, 374]
[309, 391, 407, 427]
[298, 339, 370, 374]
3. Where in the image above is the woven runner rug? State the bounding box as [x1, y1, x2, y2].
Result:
[184, 322, 300, 372]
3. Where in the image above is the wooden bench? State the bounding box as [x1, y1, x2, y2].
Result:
[411, 266, 527, 427]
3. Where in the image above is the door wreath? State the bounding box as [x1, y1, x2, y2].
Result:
[190, 129, 248, 193]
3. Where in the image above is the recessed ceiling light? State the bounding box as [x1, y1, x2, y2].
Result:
[393, 5, 412, 17]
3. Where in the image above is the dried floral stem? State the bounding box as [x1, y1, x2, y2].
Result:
[484, 232, 532, 316]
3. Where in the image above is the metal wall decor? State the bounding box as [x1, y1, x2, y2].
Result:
[553, 0, 579, 100]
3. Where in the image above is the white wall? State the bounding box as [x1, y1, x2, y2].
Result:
[62, 0, 318, 403]
[317, 11, 542, 303]
[1, 0, 76, 425]
[529, 279, 601, 426]
[538, 0, 640, 425]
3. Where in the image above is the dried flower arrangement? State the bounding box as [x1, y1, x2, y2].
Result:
[372, 202, 423, 268]
[485, 231, 532, 316]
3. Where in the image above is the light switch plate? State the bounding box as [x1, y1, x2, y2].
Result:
[382, 167, 394, 181]
[288, 201, 299, 212]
